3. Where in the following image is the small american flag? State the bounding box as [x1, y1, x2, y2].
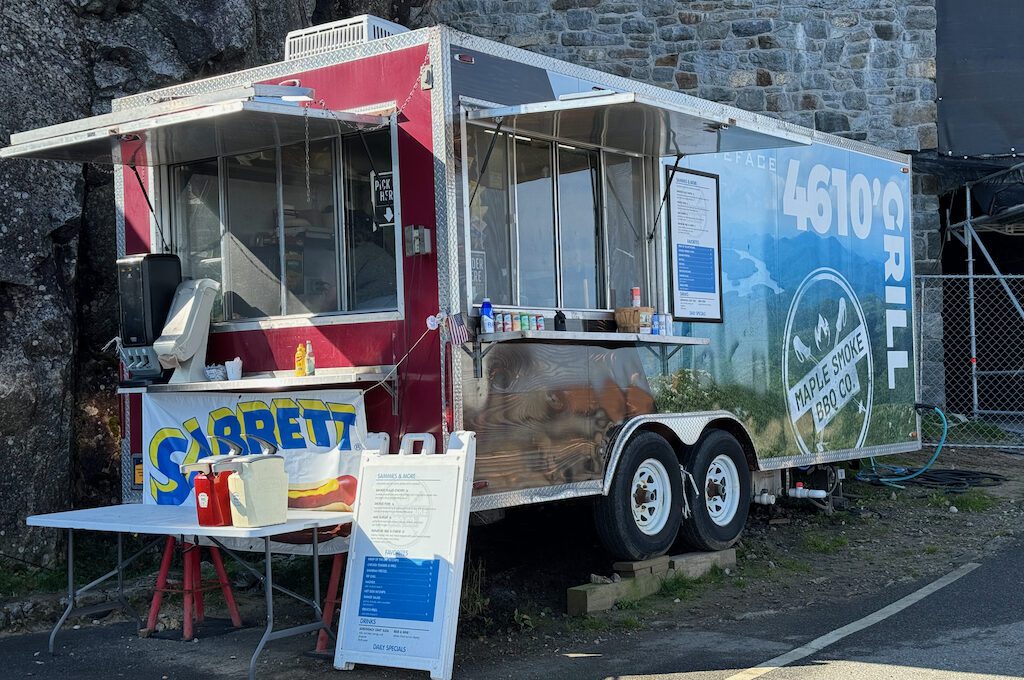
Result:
[447, 312, 470, 346]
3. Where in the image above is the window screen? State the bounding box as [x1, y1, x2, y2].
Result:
[558, 146, 601, 309]
[464, 124, 651, 311]
[170, 130, 398, 323]
[172, 160, 223, 321]
[514, 138, 557, 308]
[605, 153, 648, 308]
[467, 126, 512, 305]
[343, 131, 396, 311]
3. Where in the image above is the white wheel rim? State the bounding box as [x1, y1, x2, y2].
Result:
[630, 458, 672, 536]
[705, 454, 740, 526]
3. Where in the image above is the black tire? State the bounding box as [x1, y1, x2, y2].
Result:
[594, 431, 683, 561]
[679, 430, 751, 552]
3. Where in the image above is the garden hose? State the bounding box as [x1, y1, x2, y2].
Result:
[856, 404, 1005, 492]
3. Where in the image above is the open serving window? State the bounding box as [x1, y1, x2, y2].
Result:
[3, 84, 402, 326]
[462, 91, 812, 317]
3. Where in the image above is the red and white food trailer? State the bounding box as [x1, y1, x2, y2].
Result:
[2, 16, 920, 561]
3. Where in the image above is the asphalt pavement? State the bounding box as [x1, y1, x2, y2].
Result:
[2, 538, 1022, 680]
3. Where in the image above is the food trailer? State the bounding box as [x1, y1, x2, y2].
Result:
[1, 16, 919, 561]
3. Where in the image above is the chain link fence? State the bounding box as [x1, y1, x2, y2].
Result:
[917, 274, 1024, 448]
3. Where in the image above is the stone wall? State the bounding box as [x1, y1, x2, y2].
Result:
[412, 0, 937, 154]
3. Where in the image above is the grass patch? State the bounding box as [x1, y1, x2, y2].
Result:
[924, 545, 940, 555]
[955, 489, 997, 512]
[927, 489, 997, 513]
[620, 615, 641, 631]
[800, 532, 849, 555]
[659, 566, 724, 600]
[614, 598, 642, 611]
[577, 615, 611, 632]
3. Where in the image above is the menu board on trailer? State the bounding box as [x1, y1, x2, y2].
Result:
[667, 168, 723, 322]
[335, 432, 476, 680]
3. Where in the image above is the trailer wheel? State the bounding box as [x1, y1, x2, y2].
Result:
[679, 430, 751, 552]
[594, 431, 682, 560]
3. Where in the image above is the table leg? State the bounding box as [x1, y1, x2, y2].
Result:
[315, 553, 346, 653]
[250, 537, 274, 680]
[48, 529, 74, 654]
[182, 542, 194, 641]
[312, 527, 322, 618]
[116, 533, 143, 631]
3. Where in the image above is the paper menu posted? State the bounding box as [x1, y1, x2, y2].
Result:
[363, 468, 456, 557]
[668, 169, 722, 321]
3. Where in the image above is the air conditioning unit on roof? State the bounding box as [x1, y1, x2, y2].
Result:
[284, 15, 409, 60]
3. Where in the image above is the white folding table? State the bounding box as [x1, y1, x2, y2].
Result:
[28, 504, 352, 680]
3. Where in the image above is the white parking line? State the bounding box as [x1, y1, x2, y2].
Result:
[723, 561, 981, 680]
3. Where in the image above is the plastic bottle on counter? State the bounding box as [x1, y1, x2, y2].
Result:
[631, 286, 641, 307]
[481, 298, 495, 334]
[305, 340, 316, 376]
[537, 315, 546, 331]
[652, 313, 661, 335]
[294, 343, 307, 377]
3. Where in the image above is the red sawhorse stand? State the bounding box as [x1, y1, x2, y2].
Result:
[141, 536, 243, 640]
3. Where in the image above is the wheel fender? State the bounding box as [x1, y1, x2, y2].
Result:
[601, 411, 754, 495]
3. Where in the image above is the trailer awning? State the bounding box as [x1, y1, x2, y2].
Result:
[0, 85, 389, 166]
[465, 91, 811, 157]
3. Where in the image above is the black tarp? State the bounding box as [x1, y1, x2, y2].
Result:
[937, 0, 1024, 157]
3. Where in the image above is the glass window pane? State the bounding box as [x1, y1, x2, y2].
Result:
[605, 153, 647, 308]
[225, 149, 281, 319]
[343, 131, 397, 311]
[467, 126, 512, 305]
[280, 139, 339, 315]
[514, 138, 556, 308]
[557, 146, 601, 309]
[172, 160, 223, 321]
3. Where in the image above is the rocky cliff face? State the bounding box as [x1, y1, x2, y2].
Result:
[0, 0, 326, 566]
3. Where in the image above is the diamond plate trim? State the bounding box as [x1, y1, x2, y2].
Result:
[601, 411, 748, 494]
[114, 29, 435, 111]
[447, 29, 911, 166]
[427, 32, 452, 440]
[434, 30, 465, 432]
[120, 435, 140, 503]
[757, 440, 922, 471]
[470, 480, 603, 512]
[114, 165, 126, 258]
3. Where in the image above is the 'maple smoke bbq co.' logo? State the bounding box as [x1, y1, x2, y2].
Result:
[783, 268, 873, 456]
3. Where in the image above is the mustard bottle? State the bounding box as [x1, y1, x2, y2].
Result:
[295, 342, 307, 377]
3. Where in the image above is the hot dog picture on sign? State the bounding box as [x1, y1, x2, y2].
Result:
[141, 389, 368, 509]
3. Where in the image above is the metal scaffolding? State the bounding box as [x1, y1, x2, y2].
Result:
[920, 161, 1024, 447]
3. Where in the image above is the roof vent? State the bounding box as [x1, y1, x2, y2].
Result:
[284, 15, 409, 60]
